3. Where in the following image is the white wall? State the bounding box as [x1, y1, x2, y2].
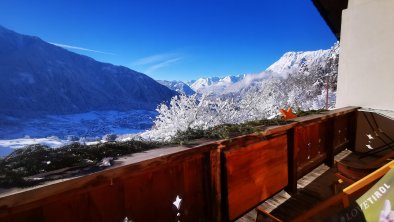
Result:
[336, 0, 394, 110]
[348, 0, 373, 7]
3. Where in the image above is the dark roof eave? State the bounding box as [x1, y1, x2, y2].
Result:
[311, 0, 349, 40]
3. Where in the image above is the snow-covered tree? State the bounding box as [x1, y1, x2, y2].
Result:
[143, 43, 339, 141]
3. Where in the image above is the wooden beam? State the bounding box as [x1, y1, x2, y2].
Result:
[311, 0, 349, 40]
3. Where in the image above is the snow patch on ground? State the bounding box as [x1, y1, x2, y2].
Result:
[0, 110, 156, 140]
[0, 109, 156, 157]
[0, 137, 69, 150]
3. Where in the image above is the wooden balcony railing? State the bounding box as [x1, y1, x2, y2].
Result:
[0, 106, 359, 222]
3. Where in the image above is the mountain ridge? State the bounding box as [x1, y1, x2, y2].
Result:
[0, 26, 177, 117]
[156, 80, 195, 96]
[266, 43, 339, 76]
[186, 43, 339, 96]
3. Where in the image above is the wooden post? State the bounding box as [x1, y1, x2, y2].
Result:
[348, 111, 357, 152]
[210, 144, 223, 222]
[325, 118, 335, 167]
[286, 128, 297, 193]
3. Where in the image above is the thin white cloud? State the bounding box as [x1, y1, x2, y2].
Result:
[131, 52, 183, 74]
[130, 53, 178, 66]
[50, 42, 115, 55]
[144, 57, 182, 73]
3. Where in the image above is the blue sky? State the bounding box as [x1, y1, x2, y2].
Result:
[0, 0, 336, 81]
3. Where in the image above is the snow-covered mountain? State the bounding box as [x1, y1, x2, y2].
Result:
[189, 74, 247, 94]
[0, 26, 177, 117]
[157, 80, 195, 95]
[187, 43, 339, 96]
[266, 43, 340, 77]
[189, 77, 220, 91]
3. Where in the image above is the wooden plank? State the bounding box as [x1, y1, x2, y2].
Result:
[0, 215, 10, 222]
[85, 183, 126, 222]
[293, 111, 356, 178]
[0, 145, 215, 222]
[290, 107, 358, 179]
[210, 145, 223, 221]
[8, 207, 44, 222]
[0, 145, 212, 209]
[123, 165, 180, 222]
[220, 123, 295, 152]
[121, 153, 210, 222]
[294, 122, 329, 178]
[297, 154, 327, 179]
[224, 135, 288, 220]
[42, 193, 91, 222]
[333, 112, 355, 153]
[180, 154, 211, 221]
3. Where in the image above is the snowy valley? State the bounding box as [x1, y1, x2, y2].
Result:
[0, 25, 339, 156]
[0, 26, 174, 156]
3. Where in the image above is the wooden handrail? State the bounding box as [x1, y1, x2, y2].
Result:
[342, 160, 394, 207]
[293, 160, 394, 221]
